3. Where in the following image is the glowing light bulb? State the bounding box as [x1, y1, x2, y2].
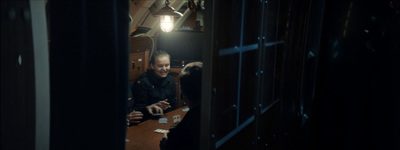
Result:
[160, 15, 174, 32]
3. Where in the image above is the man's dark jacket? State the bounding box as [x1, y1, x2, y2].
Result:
[163, 106, 200, 150]
[132, 70, 176, 120]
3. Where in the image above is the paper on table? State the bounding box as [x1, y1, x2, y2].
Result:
[159, 118, 168, 124]
[154, 129, 169, 134]
[173, 115, 181, 123]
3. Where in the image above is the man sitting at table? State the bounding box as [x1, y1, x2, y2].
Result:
[132, 50, 176, 121]
[159, 62, 203, 150]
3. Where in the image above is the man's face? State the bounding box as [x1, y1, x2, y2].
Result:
[151, 56, 170, 78]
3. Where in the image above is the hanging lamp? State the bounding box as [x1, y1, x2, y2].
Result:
[153, 0, 183, 32]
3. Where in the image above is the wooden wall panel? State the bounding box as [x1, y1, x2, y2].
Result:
[129, 50, 149, 84]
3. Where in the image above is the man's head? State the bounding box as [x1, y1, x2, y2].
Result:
[179, 62, 203, 108]
[150, 50, 171, 78]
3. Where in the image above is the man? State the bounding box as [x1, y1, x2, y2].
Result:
[160, 62, 203, 150]
[132, 50, 176, 120]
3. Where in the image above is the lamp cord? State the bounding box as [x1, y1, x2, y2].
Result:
[145, 35, 155, 63]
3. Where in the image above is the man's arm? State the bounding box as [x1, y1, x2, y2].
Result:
[132, 80, 150, 113]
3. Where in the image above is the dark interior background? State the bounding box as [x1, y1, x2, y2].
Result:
[157, 30, 204, 67]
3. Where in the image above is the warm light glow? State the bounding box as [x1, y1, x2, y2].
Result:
[160, 15, 174, 32]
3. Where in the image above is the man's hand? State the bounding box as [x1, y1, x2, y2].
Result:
[146, 104, 164, 115]
[155, 99, 171, 110]
[127, 110, 143, 124]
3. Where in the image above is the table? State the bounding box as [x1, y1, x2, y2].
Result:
[125, 106, 189, 150]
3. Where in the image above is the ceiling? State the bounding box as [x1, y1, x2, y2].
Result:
[128, 0, 197, 36]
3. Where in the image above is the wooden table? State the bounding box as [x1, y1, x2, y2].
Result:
[125, 107, 188, 150]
